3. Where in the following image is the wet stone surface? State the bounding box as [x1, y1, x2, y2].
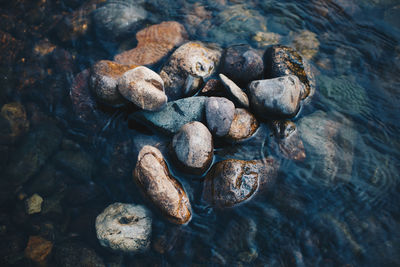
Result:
[133, 146, 192, 224]
[227, 108, 259, 141]
[95, 203, 152, 253]
[205, 97, 235, 137]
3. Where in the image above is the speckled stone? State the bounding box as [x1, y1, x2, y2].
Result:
[133, 146, 192, 224]
[171, 121, 214, 174]
[95, 203, 152, 253]
[118, 66, 167, 111]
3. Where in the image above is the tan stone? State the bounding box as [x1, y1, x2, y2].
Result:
[227, 108, 259, 141]
[0, 102, 29, 141]
[133, 146, 191, 224]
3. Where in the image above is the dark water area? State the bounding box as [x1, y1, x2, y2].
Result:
[1, 0, 400, 266]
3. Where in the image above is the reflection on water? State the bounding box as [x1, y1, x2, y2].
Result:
[0, 0, 400, 266]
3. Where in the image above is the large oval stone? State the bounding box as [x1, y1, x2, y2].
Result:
[205, 97, 235, 137]
[133, 146, 192, 224]
[171, 121, 214, 174]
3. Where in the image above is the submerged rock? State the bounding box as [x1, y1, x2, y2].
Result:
[227, 108, 259, 141]
[270, 120, 306, 161]
[249, 75, 303, 119]
[6, 124, 62, 185]
[118, 66, 167, 111]
[160, 41, 221, 101]
[291, 30, 320, 60]
[203, 159, 277, 208]
[133, 146, 192, 224]
[90, 60, 136, 106]
[92, 0, 147, 39]
[95, 203, 152, 253]
[0, 102, 29, 143]
[220, 44, 264, 87]
[25, 194, 43, 215]
[298, 110, 356, 185]
[53, 150, 94, 182]
[252, 31, 281, 48]
[264, 45, 315, 100]
[317, 75, 369, 116]
[205, 97, 235, 137]
[24, 236, 53, 265]
[114, 21, 188, 66]
[171, 121, 214, 174]
[214, 217, 258, 264]
[54, 241, 105, 267]
[130, 96, 207, 135]
[219, 73, 249, 108]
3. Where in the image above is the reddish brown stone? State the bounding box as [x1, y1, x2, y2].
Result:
[24, 236, 53, 264]
[114, 21, 188, 66]
[133, 146, 192, 224]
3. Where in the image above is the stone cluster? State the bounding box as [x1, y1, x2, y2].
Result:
[67, 20, 320, 254]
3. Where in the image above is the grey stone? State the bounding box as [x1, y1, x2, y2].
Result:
[220, 44, 264, 87]
[171, 121, 214, 174]
[219, 73, 249, 108]
[297, 110, 356, 186]
[118, 66, 167, 111]
[130, 96, 207, 136]
[205, 97, 235, 137]
[249, 75, 303, 119]
[6, 124, 62, 185]
[95, 203, 152, 253]
[160, 41, 221, 101]
[133, 146, 192, 224]
[92, 0, 147, 39]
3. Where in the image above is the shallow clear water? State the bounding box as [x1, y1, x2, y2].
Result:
[0, 0, 400, 266]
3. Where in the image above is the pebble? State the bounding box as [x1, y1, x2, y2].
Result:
[0, 102, 29, 143]
[24, 236, 53, 264]
[252, 31, 281, 48]
[249, 75, 303, 119]
[291, 30, 320, 60]
[199, 79, 225, 97]
[90, 60, 136, 106]
[6, 124, 62, 185]
[25, 194, 43, 214]
[118, 66, 167, 111]
[53, 150, 95, 182]
[220, 44, 264, 87]
[133, 146, 192, 224]
[205, 97, 235, 137]
[92, 0, 147, 39]
[54, 241, 105, 267]
[160, 41, 221, 101]
[227, 108, 259, 141]
[219, 73, 249, 108]
[114, 21, 188, 66]
[95, 203, 152, 253]
[171, 121, 214, 174]
[297, 110, 356, 185]
[202, 159, 276, 208]
[264, 45, 314, 100]
[130, 96, 207, 136]
[270, 120, 306, 161]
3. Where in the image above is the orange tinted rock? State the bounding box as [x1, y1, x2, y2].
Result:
[133, 146, 192, 224]
[227, 108, 259, 141]
[24, 236, 53, 264]
[0, 102, 29, 142]
[0, 30, 24, 65]
[114, 21, 188, 66]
